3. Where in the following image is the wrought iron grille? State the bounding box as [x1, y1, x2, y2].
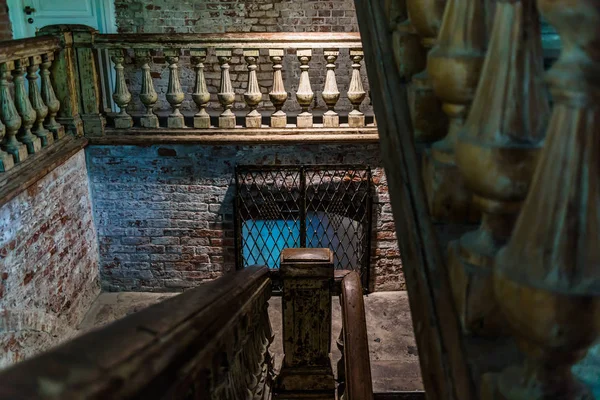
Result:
[235, 165, 373, 289]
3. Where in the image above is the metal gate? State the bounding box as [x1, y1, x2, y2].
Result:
[234, 165, 373, 289]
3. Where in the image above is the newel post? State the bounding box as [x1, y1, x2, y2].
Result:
[275, 248, 335, 400]
[37, 25, 84, 137]
[70, 25, 106, 136]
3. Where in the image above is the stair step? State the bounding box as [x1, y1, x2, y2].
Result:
[374, 392, 425, 400]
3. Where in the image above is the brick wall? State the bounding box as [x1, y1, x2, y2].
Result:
[0, 0, 12, 40]
[86, 144, 403, 292]
[0, 151, 101, 367]
[114, 0, 371, 115]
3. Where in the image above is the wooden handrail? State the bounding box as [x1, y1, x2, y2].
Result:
[0, 266, 273, 399]
[338, 271, 374, 400]
[92, 32, 363, 49]
[0, 36, 61, 65]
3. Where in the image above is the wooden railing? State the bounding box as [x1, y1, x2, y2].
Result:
[0, 266, 274, 399]
[337, 271, 374, 400]
[356, 0, 599, 399]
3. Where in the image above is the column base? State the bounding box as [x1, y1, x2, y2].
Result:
[114, 115, 133, 129]
[35, 129, 54, 147]
[447, 240, 507, 336]
[421, 147, 479, 223]
[246, 111, 262, 128]
[323, 111, 339, 128]
[0, 150, 15, 172]
[296, 112, 313, 128]
[57, 115, 84, 137]
[348, 111, 365, 128]
[194, 114, 211, 129]
[140, 114, 159, 129]
[271, 111, 287, 128]
[20, 135, 42, 155]
[81, 113, 107, 136]
[5, 142, 28, 163]
[48, 125, 66, 141]
[167, 114, 185, 129]
[219, 114, 236, 129]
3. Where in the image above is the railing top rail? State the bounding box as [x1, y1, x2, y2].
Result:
[92, 32, 363, 49]
[0, 266, 271, 399]
[0, 36, 61, 65]
[340, 271, 374, 400]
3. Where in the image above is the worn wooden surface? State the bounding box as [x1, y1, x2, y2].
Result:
[0, 266, 273, 400]
[338, 271, 374, 400]
[0, 136, 86, 209]
[0, 36, 61, 65]
[93, 32, 363, 49]
[353, 0, 475, 399]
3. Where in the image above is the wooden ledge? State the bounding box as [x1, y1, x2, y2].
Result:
[89, 127, 380, 145]
[0, 136, 88, 209]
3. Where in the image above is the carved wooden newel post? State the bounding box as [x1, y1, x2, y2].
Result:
[244, 49, 262, 128]
[191, 49, 210, 129]
[275, 248, 335, 400]
[482, 0, 600, 398]
[296, 49, 314, 128]
[217, 49, 236, 129]
[269, 49, 288, 128]
[322, 49, 340, 128]
[136, 50, 159, 129]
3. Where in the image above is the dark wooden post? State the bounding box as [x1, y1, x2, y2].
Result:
[37, 25, 84, 137]
[275, 248, 335, 400]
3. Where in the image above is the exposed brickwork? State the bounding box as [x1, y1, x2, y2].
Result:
[86, 144, 403, 292]
[0, 0, 12, 40]
[0, 151, 101, 367]
[114, 0, 371, 115]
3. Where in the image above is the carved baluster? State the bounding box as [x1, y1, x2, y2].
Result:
[135, 50, 158, 129]
[268, 49, 288, 128]
[0, 115, 12, 172]
[423, 0, 490, 222]
[347, 49, 366, 128]
[295, 49, 314, 128]
[446, 0, 549, 336]
[40, 53, 65, 140]
[0, 62, 26, 163]
[13, 59, 41, 154]
[322, 49, 340, 128]
[244, 49, 262, 128]
[392, 0, 426, 82]
[27, 55, 53, 147]
[480, 0, 600, 398]
[217, 49, 236, 129]
[406, 0, 448, 142]
[164, 49, 185, 128]
[191, 49, 210, 129]
[110, 50, 133, 129]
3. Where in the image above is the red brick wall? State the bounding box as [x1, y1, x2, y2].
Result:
[0, 151, 101, 367]
[0, 0, 12, 40]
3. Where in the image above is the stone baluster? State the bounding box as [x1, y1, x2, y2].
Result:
[191, 49, 210, 129]
[322, 49, 340, 128]
[164, 49, 185, 129]
[110, 50, 133, 129]
[481, 1, 600, 398]
[423, 0, 490, 223]
[217, 49, 236, 129]
[268, 49, 288, 128]
[135, 50, 158, 129]
[0, 62, 26, 163]
[295, 49, 314, 128]
[347, 49, 366, 128]
[27, 55, 53, 147]
[13, 59, 41, 154]
[447, 0, 549, 336]
[405, 0, 448, 142]
[392, 0, 426, 82]
[0, 117, 11, 172]
[244, 49, 262, 128]
[40, 53, 65, 140]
